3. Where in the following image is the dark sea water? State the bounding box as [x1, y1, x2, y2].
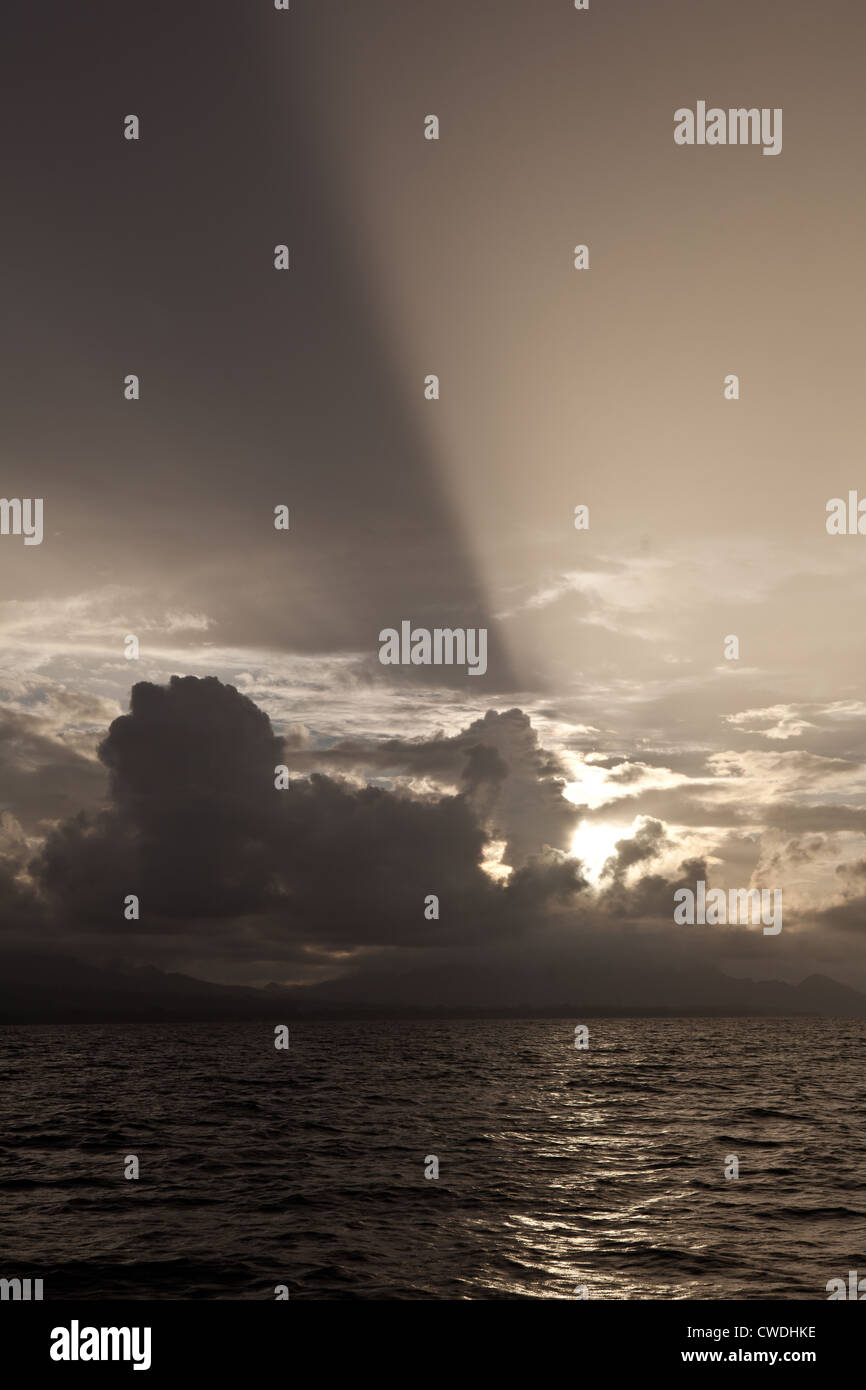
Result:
[1, 1018, 864, 1300]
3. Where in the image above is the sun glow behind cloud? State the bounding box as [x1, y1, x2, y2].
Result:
[569, 820, 628, 882]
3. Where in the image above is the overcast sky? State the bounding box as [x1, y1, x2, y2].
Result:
[1, 0, 866, 1003]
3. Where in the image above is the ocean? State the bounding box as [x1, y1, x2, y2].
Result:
[1, 1017, 863, 1299]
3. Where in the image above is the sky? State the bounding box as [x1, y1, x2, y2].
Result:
[1, 0, 866, 1005]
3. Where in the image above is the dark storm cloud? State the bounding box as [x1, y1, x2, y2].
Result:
[280, 707, 580, 865]
[16, 675, 726, 999]
[29, 679, 582, 966]
[36, 677, 284, 924]
[10, 675, 853, 999]
[601, 817, 669, 882]
[595, 857, 710, 924]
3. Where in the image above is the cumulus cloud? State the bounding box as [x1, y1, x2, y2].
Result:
[23, 679, 588, 980]
[278, 706, 580, 868]
[0, 674, 857, 1000]
[601, 817, 669, 882]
